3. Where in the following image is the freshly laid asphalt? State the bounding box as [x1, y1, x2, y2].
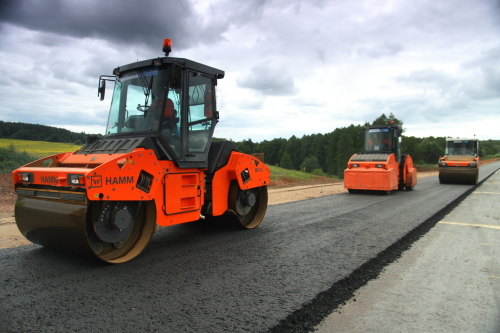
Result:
[1, 161, 499, 333]
[316, 166, 500, 332]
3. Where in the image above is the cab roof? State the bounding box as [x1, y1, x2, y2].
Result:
[445, 138, 479, 142]
[113, 57, 225, 79]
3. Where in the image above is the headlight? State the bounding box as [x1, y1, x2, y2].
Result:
[468, 162, 477, 168]
[351, 164, 360, 168]
[19, 172, 33, 183]
[68, 174, 85, 185]
[375, 164, 383, 168]
[439, 162, 447, 167]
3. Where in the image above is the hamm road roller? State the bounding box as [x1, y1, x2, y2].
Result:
[344, 123, 417, 194]
[12, 39, 270, 263]
[438, 137, 479, 185]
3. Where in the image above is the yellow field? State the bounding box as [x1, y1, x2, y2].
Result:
[0, 138, 82, 158]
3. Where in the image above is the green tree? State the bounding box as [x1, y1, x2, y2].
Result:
[372, 113, 389, 126]
[47, 134, 62, 142]
[419, 137, 443, 164]
[280, 151, 293, 170]
[402, 136, 423, 164]
[372, 113, 405, 132]
[285, 135, 301, 170]
[300, 134, 315, 165]
[300, 156, 320, 173]
[336, 131, 356, 178]
[258, 138, 287, 166]
[310, 133, 327, 171]
[325, 130, 340, 174]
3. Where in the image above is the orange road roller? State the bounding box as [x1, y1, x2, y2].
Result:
[12, 39, 270, 263]
[344, 124, 417, 194]
[438, 138, 479, 185]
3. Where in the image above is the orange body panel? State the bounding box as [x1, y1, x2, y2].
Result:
[164, 173, 201, 214]
[211, 152, 270, 216]
[344, 168, 399, 191]
[13, 148, 270, 228]
[401, 154, 417, 187]
[439, 155, 480, 170]
[227, 152, 270, 190]
[344, 154, 417, 191]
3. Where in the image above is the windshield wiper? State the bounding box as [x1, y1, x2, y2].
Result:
[136, 71, 154, 115]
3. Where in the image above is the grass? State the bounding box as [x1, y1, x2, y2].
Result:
[269, 165, 339, 184]
[414, 163, 438, 172]
[0, 138, 82, 158]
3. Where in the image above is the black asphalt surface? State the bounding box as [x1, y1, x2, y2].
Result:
[1, 162, 499, 333]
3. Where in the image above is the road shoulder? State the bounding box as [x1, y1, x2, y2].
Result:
[315, 169, 500, 332]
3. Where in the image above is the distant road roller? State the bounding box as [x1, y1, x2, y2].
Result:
[344, 123, 417, 194]
[12, 39, 270, 263]
[438, 138, 479, 185]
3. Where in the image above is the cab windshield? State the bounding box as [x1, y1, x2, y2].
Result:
[105, 66, 217, 159]
[365, 128, 393, 152]
[446, 140, 478, 156]
[106, 67, 171, 136]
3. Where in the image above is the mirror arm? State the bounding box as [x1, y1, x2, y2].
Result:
[98, 75, 117, 101]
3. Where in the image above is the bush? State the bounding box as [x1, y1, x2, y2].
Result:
[311, 168, 326, 176]
[0, 146, 37, 174]
[301, 156, 320, 173]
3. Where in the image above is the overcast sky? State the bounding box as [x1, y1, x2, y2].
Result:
[1, 0, 499, 142]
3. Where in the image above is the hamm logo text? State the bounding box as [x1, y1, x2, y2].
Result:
[106, 176, 134, 185]
[40, 176, 58, 184]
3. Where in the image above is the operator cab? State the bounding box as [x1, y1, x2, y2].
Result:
[445, 139, 479, 156]
[363, 124, 402, 162]
[95, 39, 224, 169]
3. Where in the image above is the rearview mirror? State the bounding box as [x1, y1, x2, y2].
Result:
[98, 79, 106, 101]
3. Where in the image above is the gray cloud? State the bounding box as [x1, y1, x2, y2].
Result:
[1, 0, 499, 141]
[462, 47, 500, 99]
[237, 63, 299, 96]
[0, 0, 197, 49]
[396, 68, 457, 93]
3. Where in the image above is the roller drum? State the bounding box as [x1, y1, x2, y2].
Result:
[15, 197, 93, 256]
[439, 168, 478, 185]
[15, 197, 157, 263]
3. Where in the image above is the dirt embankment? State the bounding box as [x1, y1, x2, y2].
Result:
[0, 173, 15, 219]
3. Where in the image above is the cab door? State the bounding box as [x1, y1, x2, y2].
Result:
[176, 72, 217, 169]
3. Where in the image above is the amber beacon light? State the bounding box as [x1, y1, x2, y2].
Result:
[163, 38, 172, 56]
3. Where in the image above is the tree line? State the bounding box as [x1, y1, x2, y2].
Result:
[232, 113, 500, 178]
[0, 121, 101, 145]
[1, 116, 498, 178]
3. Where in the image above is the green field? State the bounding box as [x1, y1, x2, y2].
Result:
[0, 138, 82, 158]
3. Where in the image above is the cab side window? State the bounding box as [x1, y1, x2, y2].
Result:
[187, 74, 215, 153]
